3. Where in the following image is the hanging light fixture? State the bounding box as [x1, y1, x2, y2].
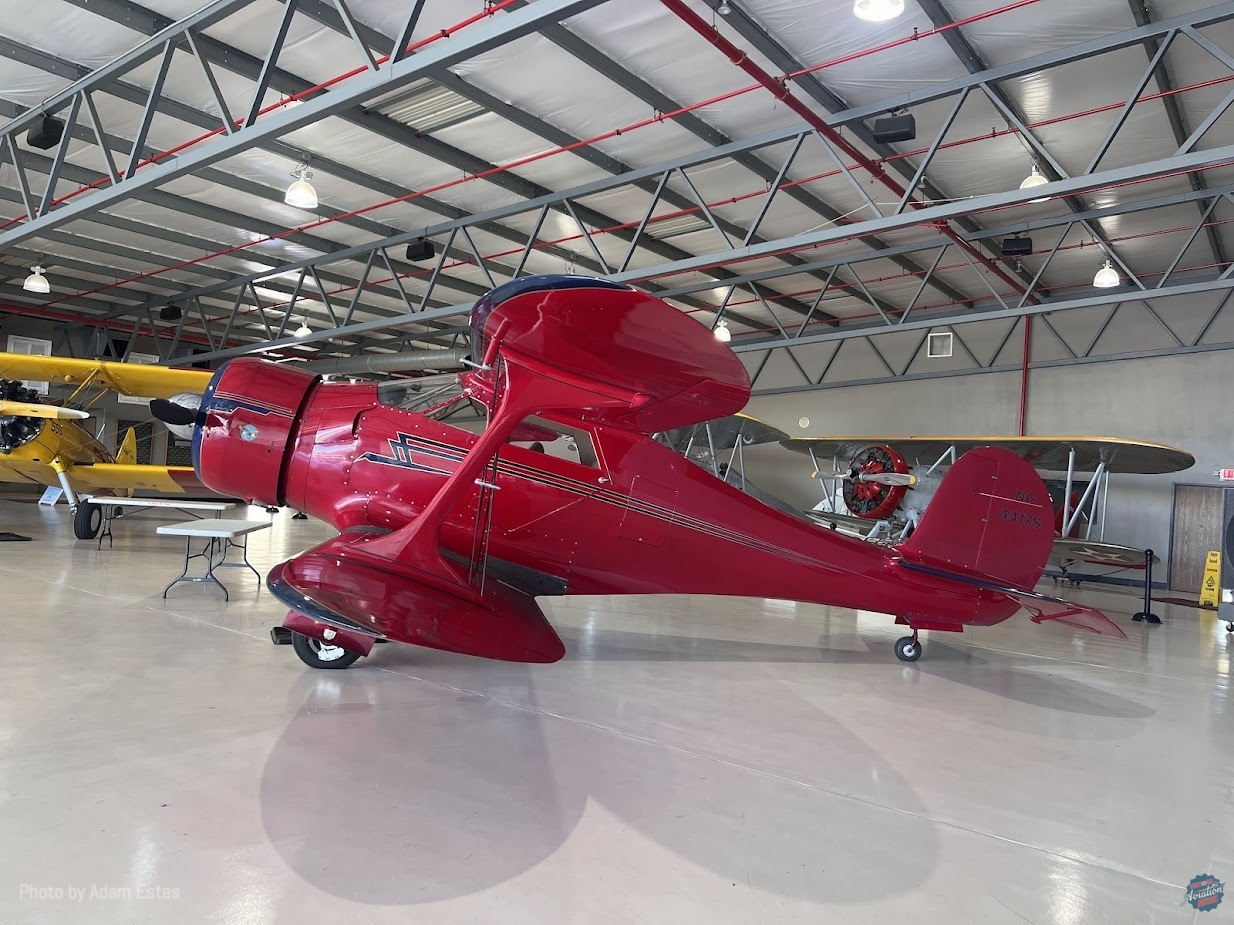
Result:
[22, 266, 49, 294]
[285, 164, 318, 209]
[853, 0, 904, 22]
[714, 318, 732, 343]
[1093, 258, 1120, 289]
[1019, 163, 1050, 203]
[718, 0, 733, 14]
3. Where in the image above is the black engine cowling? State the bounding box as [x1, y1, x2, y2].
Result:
[0, 379, 44, 454]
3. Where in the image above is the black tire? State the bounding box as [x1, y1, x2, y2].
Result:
[1226, 623, 1233, 633]
[291, 631, 362, 669]
[73, 501, 102, 540]
[894, 635, 922, 662]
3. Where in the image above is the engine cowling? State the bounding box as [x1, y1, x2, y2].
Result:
[193, 358, 318, 506]
[0, 378, 45, 454]
[843, 444, 911, 520]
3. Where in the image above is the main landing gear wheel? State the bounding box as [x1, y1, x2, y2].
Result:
[73, 501, 102, 540]
[291, 631, 362, 670]
[894, 635, 922, 662]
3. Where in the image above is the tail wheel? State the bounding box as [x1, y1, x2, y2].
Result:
[843, 445, 910, 520]
[894, 635, 922, 662]
[73, 501, 102, 540]
[290, 631, 362, 669]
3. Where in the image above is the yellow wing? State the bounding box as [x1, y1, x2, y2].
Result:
[0, 353, 212, 399]
[782, 435, 1194, 475]
[63, 463, 204, 495]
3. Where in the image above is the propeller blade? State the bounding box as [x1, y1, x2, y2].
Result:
[856, 472, 917, 487]
[149, 398, 198, 427]
[0, 401, 88, 420]
[820, 470, 917, 487]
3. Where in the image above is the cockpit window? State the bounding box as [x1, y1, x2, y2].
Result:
[519, 416, 601, 469]
[376, 375, 485, 422]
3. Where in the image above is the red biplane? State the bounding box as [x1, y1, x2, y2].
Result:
[162, 276, 1125, 668]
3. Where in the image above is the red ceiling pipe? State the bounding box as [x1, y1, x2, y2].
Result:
[1018, 316, 1031, 435]
[658, 0, 1039, 306]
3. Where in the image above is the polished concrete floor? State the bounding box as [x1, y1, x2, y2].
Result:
[1, 499, 1231, 923]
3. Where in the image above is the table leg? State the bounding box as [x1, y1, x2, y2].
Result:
[212, 534, 262, 581]
[96, 506, 115, 551]
[163, 535, 230, 600]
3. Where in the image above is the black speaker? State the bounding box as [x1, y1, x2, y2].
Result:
[159, 304, 183, 322]
[405, 238, 435, 262]
[871, 114, 916, 144]
[1001, 236, 1034, 257]
[26, 115, 65, 150]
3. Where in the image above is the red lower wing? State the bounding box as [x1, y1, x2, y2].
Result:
[269, 535, 565, 663]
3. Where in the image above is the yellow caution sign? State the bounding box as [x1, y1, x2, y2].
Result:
[1200, 550, 1221, 608]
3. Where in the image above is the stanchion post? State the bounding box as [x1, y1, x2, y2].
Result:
[1132, 548, 1162, 624]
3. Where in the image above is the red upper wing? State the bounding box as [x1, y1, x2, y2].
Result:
[469, 277, 750, 433]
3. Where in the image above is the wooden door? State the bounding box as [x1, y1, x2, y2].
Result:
[1170, 486, 1226, 592]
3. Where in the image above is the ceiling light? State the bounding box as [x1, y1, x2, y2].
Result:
[285, 165, 318, 210]
[1093, 259, 1119, 289]
[718, 1, 733, 13]
[22, 266, 49, 294]
[295, 322, 312, 338]
[1019, 163, 1050, 203]
[853, 0, 904, 22]
[714, 318, 732, 343]
[374, 79, 485, 134]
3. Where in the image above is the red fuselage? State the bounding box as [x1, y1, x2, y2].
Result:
[194, 359, 1019, 632]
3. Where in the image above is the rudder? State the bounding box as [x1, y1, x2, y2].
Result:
[898, 446, 1054, 591]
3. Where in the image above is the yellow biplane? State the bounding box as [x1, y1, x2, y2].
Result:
[0, 353, 213, 538]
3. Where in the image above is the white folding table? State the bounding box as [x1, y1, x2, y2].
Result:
[84, 495, 235, 549]
[157, 519, 270, 600]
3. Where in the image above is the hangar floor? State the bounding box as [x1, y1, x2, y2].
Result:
[1, 501, 1231, 923]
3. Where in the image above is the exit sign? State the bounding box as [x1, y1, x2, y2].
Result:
[1221, 469, 1234, 481]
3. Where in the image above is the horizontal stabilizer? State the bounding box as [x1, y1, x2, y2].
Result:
[898, 560, 1126, 638]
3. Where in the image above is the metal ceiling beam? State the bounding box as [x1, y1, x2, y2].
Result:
[734, 274, 1234, 356]
[618, 143, 1234, 294]
[654, 181, 1234, 299]
[95, 2, 1234, 336]
[0, 0, 609, 249]
[55, 0, 801, 321]
[173, 142, 1234, 364]
[287, 0, 857, 321]
[1128, 0, 1229, 267]
[0, 144, 478, 340]
[692, 0, 1037, 295]
[752, 338, 1234, 395]
[915, 0, 1137, 278]
[50, 0, 626, 289]
[125, 129, 1234, 358]
[0, 91, 522, 350]
[500, 0, 946, 314]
